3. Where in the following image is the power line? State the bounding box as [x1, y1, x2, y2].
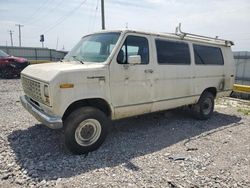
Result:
[91, 0, 99, 32]
[87, 0, 97, 33]
[27, 0, 65, 26]
[21, 0, 88, 40]
[24, 0, 52, 24]
[43, 0, 88, 34]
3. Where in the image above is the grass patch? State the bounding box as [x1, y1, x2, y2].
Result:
[237, 108, 250, 115]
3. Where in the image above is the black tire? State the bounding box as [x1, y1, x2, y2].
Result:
[192, 92, 215, 120]
[0, 67, 14, 79]
[64, 107, 109, 155]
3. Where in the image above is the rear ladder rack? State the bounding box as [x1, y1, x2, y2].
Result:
[175, 23, 234, 47]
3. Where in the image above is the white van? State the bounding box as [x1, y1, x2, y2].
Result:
[20, 28, 235, 154]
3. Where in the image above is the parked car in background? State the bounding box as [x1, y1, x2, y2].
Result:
[0, 50, 30, 79]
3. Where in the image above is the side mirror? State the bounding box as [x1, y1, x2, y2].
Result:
[128, 55, 141, 64]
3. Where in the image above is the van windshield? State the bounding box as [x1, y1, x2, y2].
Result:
[63, 32, 120, 63]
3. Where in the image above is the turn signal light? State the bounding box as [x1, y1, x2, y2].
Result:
[60, 83, 74, 89]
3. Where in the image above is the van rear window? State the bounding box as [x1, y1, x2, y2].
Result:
[193, 44, 224, 65]
[155, 39, 190, 65]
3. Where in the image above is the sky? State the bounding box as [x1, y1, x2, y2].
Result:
[0, 0, 250, 51]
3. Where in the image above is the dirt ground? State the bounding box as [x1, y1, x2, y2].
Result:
[0, 79, 249, 188]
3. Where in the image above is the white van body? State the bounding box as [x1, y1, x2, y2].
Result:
[20, 29, 235, 154]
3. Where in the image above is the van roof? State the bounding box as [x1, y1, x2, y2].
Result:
[91, 29, 234, 47]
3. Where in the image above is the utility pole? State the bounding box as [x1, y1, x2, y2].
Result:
[125, 22, 128, 29]
[8, 30, 14, 46]
[56, 36, 59, 50]
[15, 24, 24, 47]
[101, 0, 105, 30]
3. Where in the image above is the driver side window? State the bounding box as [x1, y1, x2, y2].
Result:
[117, 35, 149, 64]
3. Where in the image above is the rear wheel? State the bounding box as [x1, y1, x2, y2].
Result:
[192, 92, 215, 120]
[64, 107, 108, 154]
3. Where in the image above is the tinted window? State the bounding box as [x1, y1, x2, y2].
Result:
[194, 44, 224, 65]
[155, 39, 190, 64]
[117, 35, 149, 64]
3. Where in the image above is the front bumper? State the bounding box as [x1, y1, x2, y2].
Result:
[20, 95, 63, 129]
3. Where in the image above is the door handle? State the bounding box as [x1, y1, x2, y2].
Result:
[87, 76, 105, 81]
[144, 69, 154, 73]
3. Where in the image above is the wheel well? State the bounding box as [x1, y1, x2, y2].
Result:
[202, 87, 217, 97]
[62, 98, 112, 121]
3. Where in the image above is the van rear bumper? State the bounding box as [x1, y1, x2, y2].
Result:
[20, 95, 63, 129]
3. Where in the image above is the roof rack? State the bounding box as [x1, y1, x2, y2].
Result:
[175, 23, 234, 47]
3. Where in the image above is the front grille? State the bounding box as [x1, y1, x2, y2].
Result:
[22, 76, 43, 104]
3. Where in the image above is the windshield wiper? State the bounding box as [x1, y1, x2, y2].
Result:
[72, 56, 84, 64]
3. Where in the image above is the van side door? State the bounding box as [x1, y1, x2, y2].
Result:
[152, 37, 195, 111]
[109, 33, 154, 119]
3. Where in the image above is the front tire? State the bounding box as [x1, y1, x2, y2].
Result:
[192, 92, 215, 120]
[0, 67, 14, 79]
[64, 107, 108, 154]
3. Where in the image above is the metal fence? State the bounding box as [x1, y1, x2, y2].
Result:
[234, 51, 250, 86]
[233, 51, 250, 99]
[0, 46, 67, 62]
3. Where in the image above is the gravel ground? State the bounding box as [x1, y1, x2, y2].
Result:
[0, 79, 249, 188]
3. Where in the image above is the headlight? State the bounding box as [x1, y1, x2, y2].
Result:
[44, 85, 49, 97]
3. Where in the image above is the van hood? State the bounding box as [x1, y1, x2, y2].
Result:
[21, 62, 106, 82]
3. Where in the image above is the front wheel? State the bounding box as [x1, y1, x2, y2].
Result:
[0, 67, 14, 79]
[64, 107, 109, 154]
[192, 92, 215, 120]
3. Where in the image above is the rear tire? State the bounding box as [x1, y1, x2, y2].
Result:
[192, 92, 215, 120]
[64, 107, 108, 155]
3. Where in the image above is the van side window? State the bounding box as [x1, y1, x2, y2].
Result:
[194, 44, 224, 65]
[117, 35, 149, 64]
[155, 39, 190, 65]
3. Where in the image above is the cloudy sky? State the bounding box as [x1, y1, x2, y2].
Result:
[0, 0, 249, 51]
